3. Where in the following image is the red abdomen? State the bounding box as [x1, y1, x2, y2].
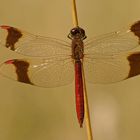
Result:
[75, 60, 84, 127]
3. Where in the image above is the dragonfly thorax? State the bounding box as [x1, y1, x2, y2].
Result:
[71, 38, 84, 60]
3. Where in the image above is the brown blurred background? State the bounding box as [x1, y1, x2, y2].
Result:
[0, 0, 140, 140]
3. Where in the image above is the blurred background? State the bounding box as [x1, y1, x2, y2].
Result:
[0, 0, 140, 140]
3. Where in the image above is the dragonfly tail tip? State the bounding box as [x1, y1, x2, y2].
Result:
[80, 123, 83, 128]
[4, 59, 15, 64]
[0, 25, 11, 29]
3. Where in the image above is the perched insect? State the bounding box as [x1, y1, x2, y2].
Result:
[0, 21, 140, 127]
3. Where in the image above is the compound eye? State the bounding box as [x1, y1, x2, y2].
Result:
[80, 29, 85, 35]
[71, 28, 80, 35]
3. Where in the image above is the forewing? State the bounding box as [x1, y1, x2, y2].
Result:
[84, 20, 140, 55]
[84, 52, 140, 84]
[0, 25, 71, 57]
[0, 57, 74, 87]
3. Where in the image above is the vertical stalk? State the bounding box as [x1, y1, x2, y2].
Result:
[82, 62, 93, 140]
[72, 0, 79, 27]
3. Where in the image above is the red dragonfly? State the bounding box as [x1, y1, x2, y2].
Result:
[0, 21, 140, 127]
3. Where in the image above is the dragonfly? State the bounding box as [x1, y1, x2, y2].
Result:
[0, 21, 140, 127]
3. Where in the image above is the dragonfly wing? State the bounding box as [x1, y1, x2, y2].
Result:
[84, 52, 140, 84]
[0, 25, 71, 57]
[0, 57, 74, 87]
[85, 20, 140, 55]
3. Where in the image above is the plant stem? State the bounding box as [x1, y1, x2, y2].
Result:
[82, 62, 93, 140]
[72, 0, 79, 27]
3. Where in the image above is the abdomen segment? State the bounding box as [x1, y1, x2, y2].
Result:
[75, 60, 84, 127]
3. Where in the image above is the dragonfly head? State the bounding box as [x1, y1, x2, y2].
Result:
[68, 27, 87, 40]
